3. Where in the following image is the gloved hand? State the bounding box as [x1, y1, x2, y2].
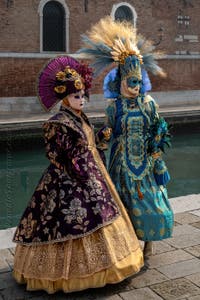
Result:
[97, 126, 112, 141]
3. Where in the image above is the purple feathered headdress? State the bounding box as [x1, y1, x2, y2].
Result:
[38, 56, 93, 111]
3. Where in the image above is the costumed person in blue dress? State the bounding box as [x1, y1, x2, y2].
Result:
[12, 55, 144, 294]
[78, 17, 174, 257]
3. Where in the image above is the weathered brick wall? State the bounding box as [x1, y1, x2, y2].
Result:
[0, 58, 46, 97]
[0, 57, 200, 99]
[50, 0, 200, 54]
[0, 0, 199, 54]
[0, 0, 200, 102]
[150, 58, 200, 91]
[0, 1, 40, 52]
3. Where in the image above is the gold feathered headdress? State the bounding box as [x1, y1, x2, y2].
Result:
[77, 16, 166, 78]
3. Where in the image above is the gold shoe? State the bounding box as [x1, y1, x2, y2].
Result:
[143, 241, 154, 257]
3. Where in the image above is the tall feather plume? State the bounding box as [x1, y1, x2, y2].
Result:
[77, 17, 138, 76]
[77, 16, 166, 78]
[136, 34, 166, 77]
[88, 16, 137, 49]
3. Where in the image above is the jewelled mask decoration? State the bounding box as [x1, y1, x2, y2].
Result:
[120, 55, 142, 89]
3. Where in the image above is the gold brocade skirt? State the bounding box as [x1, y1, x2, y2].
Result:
[13, 122, 144, 294]
[13, 198, 143, 294]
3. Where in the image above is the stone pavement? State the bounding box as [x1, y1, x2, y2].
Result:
[0, 194, 200, 300]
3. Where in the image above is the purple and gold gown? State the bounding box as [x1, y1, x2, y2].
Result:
[12, 105, 143, 294]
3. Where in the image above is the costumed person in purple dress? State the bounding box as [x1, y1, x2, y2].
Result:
[12, 55, 144, 294]
[78, 17, 174, 258]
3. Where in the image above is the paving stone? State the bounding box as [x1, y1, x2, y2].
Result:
[31, 291, 97, 300]
[0, 271, 20, 293]
[94, 296, 122, 300]
[0, 249, 13, 261]
[0, 249, 14, 272]
[185, 245, 200, 258]
[165, 232, 200, 248]
[190, 210, 200, 217]
[27, 296, 50, 300]
[0, 258, 11, 273]
[175, 212, 200, 224]
[172, 224, 200, 236]
[186, 272, 200, 287]
[0, 278, 7, 290]
[0, 271, 34, 298]
[174, 221, 180, 226]
[150, 278, 200, 300]
[69, 290, 103, 300]
[0, 228, 16, 250]
[129, 269, 167, 288]
[148, 249, 194, 269]
[157, 258, 200, 279]
[0, 260, 10, 274]
[154, 240, 176, 255]
[120, 287, 163, 300]
[8, 247, 15, 256]
[93, 279, 136, 295]
[191, 221, 200, 229]
[1, 284, 33, 300]
[171, 195, 200, 214]
[187, 296, 200, 300]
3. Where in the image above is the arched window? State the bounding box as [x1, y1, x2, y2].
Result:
[38, 0, 70, 53]
[111, 2, 137, 26]
[43, 1, 65, 51]
[115, 5, 133, 21]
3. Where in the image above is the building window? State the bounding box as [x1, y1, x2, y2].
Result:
[38, 0, 69, 53]
[115, 5, 133, 22]
[111, 2, 137, 26]
[43, 1, 65, 51]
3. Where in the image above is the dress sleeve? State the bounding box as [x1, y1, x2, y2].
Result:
[144, 95, 171, 186]
[144, 95, 159, 123]
[43, 122, 89, 180]
[42, 122, 72, 170]
[95, 100, 116, 152]
[105, 100, 116, 129]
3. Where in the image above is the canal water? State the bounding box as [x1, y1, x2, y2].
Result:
[0, 123, 200, 230]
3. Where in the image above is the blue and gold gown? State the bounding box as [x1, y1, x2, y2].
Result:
[105, 94, 174, 241]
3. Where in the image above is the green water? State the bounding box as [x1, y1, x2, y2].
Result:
[0, 127, 200, 230]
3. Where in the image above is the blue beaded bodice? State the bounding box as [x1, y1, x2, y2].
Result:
[109, 96, 151, 179]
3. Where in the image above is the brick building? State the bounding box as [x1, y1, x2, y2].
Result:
[0, 0, 200, 114]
